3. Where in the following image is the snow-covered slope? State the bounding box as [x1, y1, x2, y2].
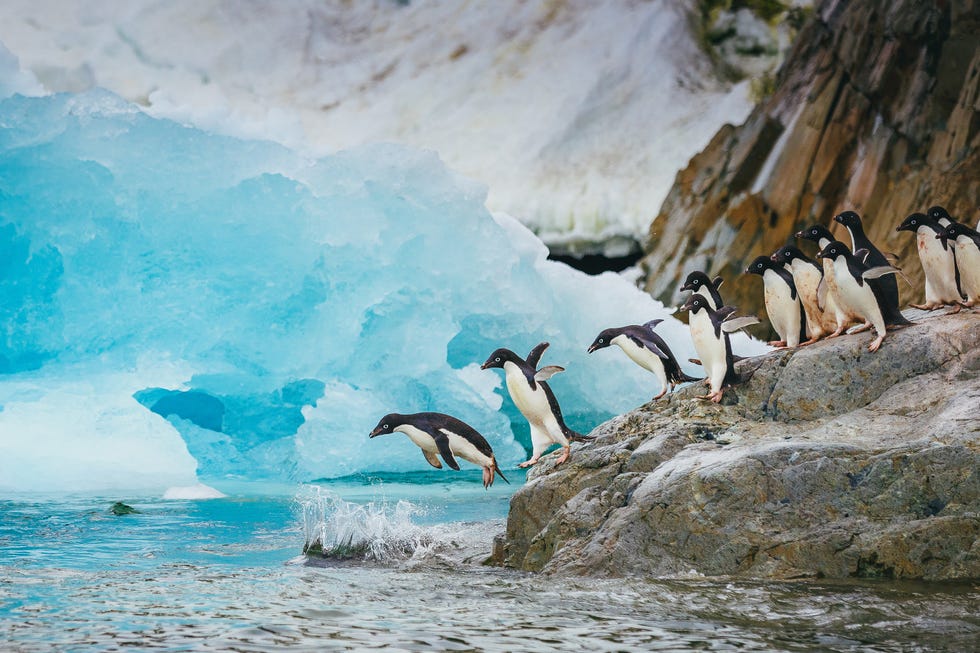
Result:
[0, 0, 756, 255]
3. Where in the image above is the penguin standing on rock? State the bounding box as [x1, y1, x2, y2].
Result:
[897, 212, 964, 311]
[796, 224, 859, 336]
[588, 320, 700, 400]
[816, 241, 906, 352]
[369, 412, 509, 489]
[833, 211, 910, 327]
[481, 343, 592, 468]
[938, 221, 980, 307]
[679, 295, 759, 403]
[771, 245, 836, 344]
[744, 255, 806, 348]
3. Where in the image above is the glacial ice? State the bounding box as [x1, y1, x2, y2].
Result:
[0, 61, 764, 494]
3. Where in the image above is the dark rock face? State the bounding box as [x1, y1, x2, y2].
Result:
[491, 312, 980, 580]
[639, 0, 980, 328]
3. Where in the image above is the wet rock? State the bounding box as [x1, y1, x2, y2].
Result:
[494, 311, 980, 580]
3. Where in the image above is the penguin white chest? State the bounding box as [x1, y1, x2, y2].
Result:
[440, 429, 493, 468]
[395, 425, 438, 453]
[917, 227, 959, 299]
[954, 236, 980, 300]
[503, 362, 550, 422]
[832, 257, 882, 329]
[762, 269, 799, 341]
[611, 334, 665, 375]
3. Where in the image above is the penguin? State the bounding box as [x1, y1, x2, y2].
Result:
[369, 412, 509, 489]
[816, 241, 906, 352]
[481, 342, 591, 468]
[680, 271, 725, 309]
[771, 245, 837, 344]
[744, 255, 806, 348]
[896, 212, 964, 311]
[679, 295, 759, 402]
[937, 221, 980, 307]
[796, 224, 860, 336]
[587, 320, 701, 400]
[833, 211, 910, 327]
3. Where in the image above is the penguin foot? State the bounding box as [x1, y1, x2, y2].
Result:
[482, 467, 493, 489]
[850, 322, 873, 334]
[799, 337, 822, 347]
[945, 303, 963, 315]
[517, 458, 539, 468]
[827, 327, 847, 339]
[767, 340, 787, 347]
[910, 302, 940, 311]
[868, 335, 885, 352]
[652, 388, 668, 400]
[553, 447, 571, 466]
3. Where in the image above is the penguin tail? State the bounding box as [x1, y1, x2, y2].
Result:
[678, 371, 702, 383]
[492, 457, 510, 485]
[567, 430, 595, 442]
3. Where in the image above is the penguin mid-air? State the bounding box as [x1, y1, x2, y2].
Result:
[771, 245, 836, 344]
[588, 320, 700, 400]
[369, 412, 509, 489]
[744, 255, 806, 348]
[796, 224, 863, 336]
[679, 295, 758, 403]
[816, 241, 905, 352]
[897, 212, 964, 311]
[680, 271, 725, 309]
[938, 221, 980, 307]
[481, 342, 591, 468]
[833, 211, 910, 327]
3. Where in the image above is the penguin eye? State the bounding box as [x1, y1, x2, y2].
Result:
[811, 229, 817, 234]
[495, 357, 500, 362]
[383, 423, 389, 429]
[598, 338, 604, 343]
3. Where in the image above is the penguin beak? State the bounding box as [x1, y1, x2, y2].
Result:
[679, 282, 692, 292]
[587, 343, 598, 354]
[480, 361, 490, 370]
[794, 230, 804, 238]
[680, 297, 695, 312]
[369, 426, 384, 438]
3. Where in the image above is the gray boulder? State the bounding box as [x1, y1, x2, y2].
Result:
[491, 311, 980, 580]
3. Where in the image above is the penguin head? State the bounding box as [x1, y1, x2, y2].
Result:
[370, 413, 406, 438]
[937, 222, 966, 243]
[744, 255, 774, 276]
[897, 212, 929, 232]
[816, 240, 849, 261]
[927, 206, 951, 223]
[481, 348, 518, 370]
[771, 245, 803, 265]
[680, 294, 709, 314]
[796, 224, 834, 243]
[833, 211, 862, 229]
[680, 270, 712, 293]
[587, 328, 620, 353]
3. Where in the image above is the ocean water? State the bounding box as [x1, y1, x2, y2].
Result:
[2, 476, 977, 652]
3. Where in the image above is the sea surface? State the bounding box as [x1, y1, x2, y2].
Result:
[1, 473, 977, 652]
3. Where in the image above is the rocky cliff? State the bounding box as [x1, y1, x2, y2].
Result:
[639, 0, 980, 326]
[490, 311, 980, 580]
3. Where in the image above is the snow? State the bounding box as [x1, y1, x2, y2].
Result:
[0, 0, 756, 252]
[0, 79, 739, 494]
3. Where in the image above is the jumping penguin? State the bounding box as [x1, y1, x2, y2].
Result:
[833, 211, 910, 327]
[588, 320, 700, 400]
[771, 245, 837, 344]
[938, 221, 980, 307]
[796, 224, 860, 336]
[896, 212, 964, 311]
[816, 240, 906, 352]
[369, 412, 509, 489]
[679, 295, 759, 403]
[744, 255, 806, 348]
[481, 342, 591, 468]
[680, 271, 725, 309]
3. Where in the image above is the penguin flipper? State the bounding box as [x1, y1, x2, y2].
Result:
[534, 365, 565, 381]
[422, 450, 443, 469]
[712, 276, 724, 289]
[816, 275, 829, 311]
[642, 319, 665, 331]
[526, 342, 550, 369]
[433, 434, 460, 471]
[627, 334, 668, 360]
[863, 265, 901, 280]
[855, 248, 871, 264]
[721, 316, 760, 333]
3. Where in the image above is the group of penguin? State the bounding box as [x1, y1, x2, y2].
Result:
[370, 205, 980, 489]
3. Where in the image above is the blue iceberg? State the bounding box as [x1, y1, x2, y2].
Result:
[0, 60, 736, 494]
